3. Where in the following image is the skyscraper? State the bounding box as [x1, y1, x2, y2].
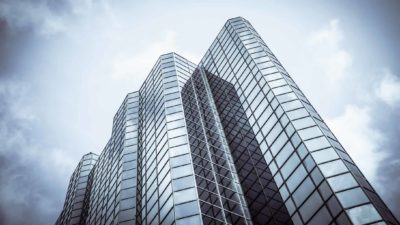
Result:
[56, 17, 399, 225]
[55, 152, 98, 225]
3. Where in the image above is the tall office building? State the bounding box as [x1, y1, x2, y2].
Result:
[56, 152, 98, 225]
[56, 17, 399, 225]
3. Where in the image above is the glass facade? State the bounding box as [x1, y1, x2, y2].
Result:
[56, 152, 98, 225]
[56, 17, 399, 225]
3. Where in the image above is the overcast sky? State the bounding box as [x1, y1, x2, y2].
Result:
[0, 1, 399, 224]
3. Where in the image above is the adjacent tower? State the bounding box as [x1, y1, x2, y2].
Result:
[56, 17, 399, 225]
[55, 152, 98, 225]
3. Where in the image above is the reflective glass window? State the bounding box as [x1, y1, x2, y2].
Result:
[292, 177, 314, 206]
[281, 153, 300, 179]
[277, 92, 297, 103]
[337, 188, 369, 208]
[172, 176, 195, 191]
[286, 108, 309, 120]
[275, 142, 294, 167]
[327, 173, 358, 192]
[347, 204, 381, 225]
[286, 164, 307, 192]
[169, 136, 188, 148]
[319, 160, 348, 177]
[305, 136, 331, 152]
[175, 201, 199, 218]
[176, 215, 202, 225]
[311, 148, 339, 164]
[282, 100, 303, 111]
[299, 191, 323, 222]
[174, 188, 197, 204]
[298, 126, 323, 140]
[170, 154, 191, 168]
[171, 164, 193, 179]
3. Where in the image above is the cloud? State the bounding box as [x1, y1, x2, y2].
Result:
[308, 19, 400, 219]
[375, 69, 400, 107]
[326, 105, 386, 182]
[322, 68, 400, 219]
[111, 31, 177, 80]
[0, 0, 68, 36]
[309, 19, 386, 183]
[111, 31, 201, 81]
[309, 19, 352, 81]
[0, 0, 115, 36]
[0, 79, 76, 225]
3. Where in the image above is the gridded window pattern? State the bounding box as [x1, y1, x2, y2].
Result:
[56, 17, 399, 225]
[198, 16, 399, 225]
[56, 153, 98, 225]
[136, 53, 201, 225]
[84, 91, 140, 225]
[181, 69, 252, 225]
[206, 71, 292, 225]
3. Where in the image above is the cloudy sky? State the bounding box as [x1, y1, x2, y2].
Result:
[0, 0, 399, 224]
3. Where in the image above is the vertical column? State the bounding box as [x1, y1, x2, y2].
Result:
[55, 153, 97, 225]
[118, 92, 139, 225]
[136, 53, 202, 225]
[164, 54, 202, 225]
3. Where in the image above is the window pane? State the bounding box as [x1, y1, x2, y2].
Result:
[287, 165, 307, 192]
[311, 148, 339, 164]
[176, 215, 202, 225]
[175, 201, 199, 219]
[170, 154, 191, 167]
[337, 188, 369, 208]
[171, 164, 193, 179]
[275, 142, 294, 167]
[277, 92, 297, 103]
[282, 100, 303, 111]
[327, 173, 358, 192]
[305, 136, 331, 151]
[299, 191, 323, 222]
[292, 117, 315, 130]
[169, 135, 188, 147]
[287, 108, 309, 120]
[308, 207, 332, 225]
[281, 153, 301, 179]
[319, 160, 348, 177]
[292, 177, 314, 206]
[172, 176, 195, 191]
[298, 126, 323, 140]
[170, 144, 189, 157]
[174, 188, 197, 204]
[346, 204, 381, 225]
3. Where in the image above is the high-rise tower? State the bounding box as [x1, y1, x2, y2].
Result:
[56, 17, 399, 225]
[55, 152, 98, 225]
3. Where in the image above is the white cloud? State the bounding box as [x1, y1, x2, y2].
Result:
[310, 19, 399, 192]
[375, 69, 400, 107]
[111, 31, 177, 80]
[309, 19, 352, 81]
[309, 19, 398, 186]
[326, 105, 385, 182]
[0, 0, 112, 36]
[68, 0, 95, 15]
[0, 79, 36, 121]
[0, 0, 68, 35]
[0, 78, 79, 224]
[111, 31, 201, 81]
[311, 19, 343, 47]
[0, 79, 76, 174]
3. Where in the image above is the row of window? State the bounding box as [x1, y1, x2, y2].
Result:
[200, 17, 391, 225]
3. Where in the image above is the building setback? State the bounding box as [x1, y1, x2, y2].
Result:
[56, 17, 399, 225]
